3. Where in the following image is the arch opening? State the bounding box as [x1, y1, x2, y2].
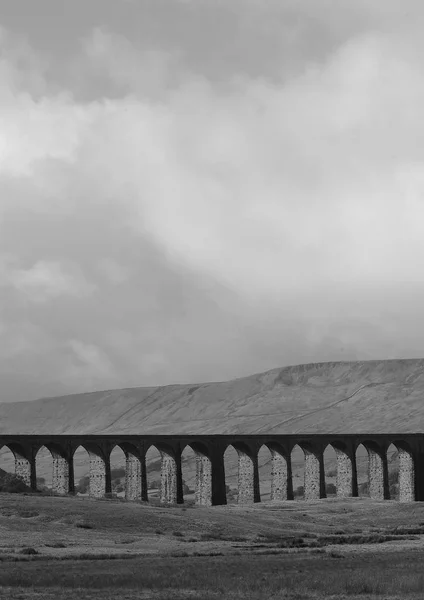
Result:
[145, 445, 162, 503]
[258, 445, 273, 502]
[180, 445, 198, 505]
[387, 443, 399, 500]
[0, 445, 33, 492]
[223, 445, 239, 504]
[390, 440, 415, 502]
[109, 445, 127, 499]
[356, 444, 369, 497]
[72, 444, 110, 498]
[35, 446, 54, 492]
[323, 445, 337, 497]
[291, 444, 305, 500]
[224, 442, 260, 505]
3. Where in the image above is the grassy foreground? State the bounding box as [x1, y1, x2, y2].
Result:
[3, 493, 424, 599]
[2, 552, 424, 600]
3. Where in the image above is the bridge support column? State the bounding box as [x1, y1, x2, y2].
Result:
[160, 451, 183, 504]
[52, 456, 71, 495]
[368, 447, 389, 500]
[237, 448, 260, 504]
[398, 448, 415, 502]
[270, 448, 293, 501]
[125, 453, 143, 501]
[304, 447, 326, 500]
[88, 450, 111, 498]
[15, 454, 36, 490]
[335, 448, 358, 498]
[195, 453, 212, 506]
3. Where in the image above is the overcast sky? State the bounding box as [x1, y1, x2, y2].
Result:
[0, 0, 424, 402]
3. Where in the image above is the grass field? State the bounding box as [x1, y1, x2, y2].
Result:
[2, 493, 424, 598]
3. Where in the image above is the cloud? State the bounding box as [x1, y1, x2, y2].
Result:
[0, 259, 96, 302]
[1, 5, 424, 401]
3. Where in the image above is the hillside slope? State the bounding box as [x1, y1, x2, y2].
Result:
[1, 359, 424, 435]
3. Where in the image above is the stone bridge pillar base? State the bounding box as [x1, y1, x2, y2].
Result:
[304, 449, 326, 500]
[237, 450, 260, 504]
[88, 452, 111, 498]
[398, 448, 415, 502]
[335, 449, 357, 498]
[368, 448, 389, 500]
[52, 457, 70, 495]
[195, 454, 212, 506]
[125, 453, 144, 501]
[160, 452, 183, 504]
[15, 456, 36, 490]
[270, 450, 293, 501]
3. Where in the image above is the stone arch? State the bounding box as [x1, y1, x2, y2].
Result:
[325, 441, 357, 498]
[1, 442, 36, 490]
[291, 444, 305, 499]
[181, 441, 212, 506]
[109, 444, 129, 499]
[223, 444, 239, 504]
[145, 444, 162, 502]
[388, 439, 415, 502]
[71, 443, 110, 499]
[223, 441, 260, 505]
[323, 444, 338, 497]
[257, 444, 273, 501]
[112, 442, 147, 502]
[356, 440, 389, 500]
[294, 441, 326, 500]
[145, 442, 182, 505]
[0, 443, 35, 490]
[35, 443, 71, 495]
[259, 442, 293, 501]
[355, 443, 369, 496]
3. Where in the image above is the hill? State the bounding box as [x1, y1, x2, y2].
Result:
[1, 358, 424, 435]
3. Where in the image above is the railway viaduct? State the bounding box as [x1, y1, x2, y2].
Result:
[1, 433, 423, 505]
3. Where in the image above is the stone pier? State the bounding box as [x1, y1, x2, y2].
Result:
[51, 455, 70, 495]
[270, 448, 293, 500]
[367, 446, 389, 500]
[125, 452, 143, 501]
[304, 447, 326, 500]
[398, 447, 415, 502]
[195, 453, 213, 506]
[335, 447, 357, 498]
[15, 455, 36, 489]
[236, 447, 260, 504]
[160, 451, 183, 504]
[88, 450, 111, 498]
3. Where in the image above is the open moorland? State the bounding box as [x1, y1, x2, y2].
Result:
[2, 493, 424, 598]
[2, 359, 424, 598]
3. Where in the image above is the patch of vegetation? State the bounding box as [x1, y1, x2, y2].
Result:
[19, 548, 38, 555]
[74, 521, 94, 530]
[0, 474, 32, 494]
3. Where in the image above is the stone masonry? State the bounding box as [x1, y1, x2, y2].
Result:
[398, 447, 415, 502]
[335, 448, 357, 498]
[195, 453, 213, 506]
[367, 446, 390, 500]
[270, 448, 293, 500]
[236, 448, 260, 504]
[1, 433, 423, 506]
[125, 453, 142, 501]
[304, 448, 326, 500]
